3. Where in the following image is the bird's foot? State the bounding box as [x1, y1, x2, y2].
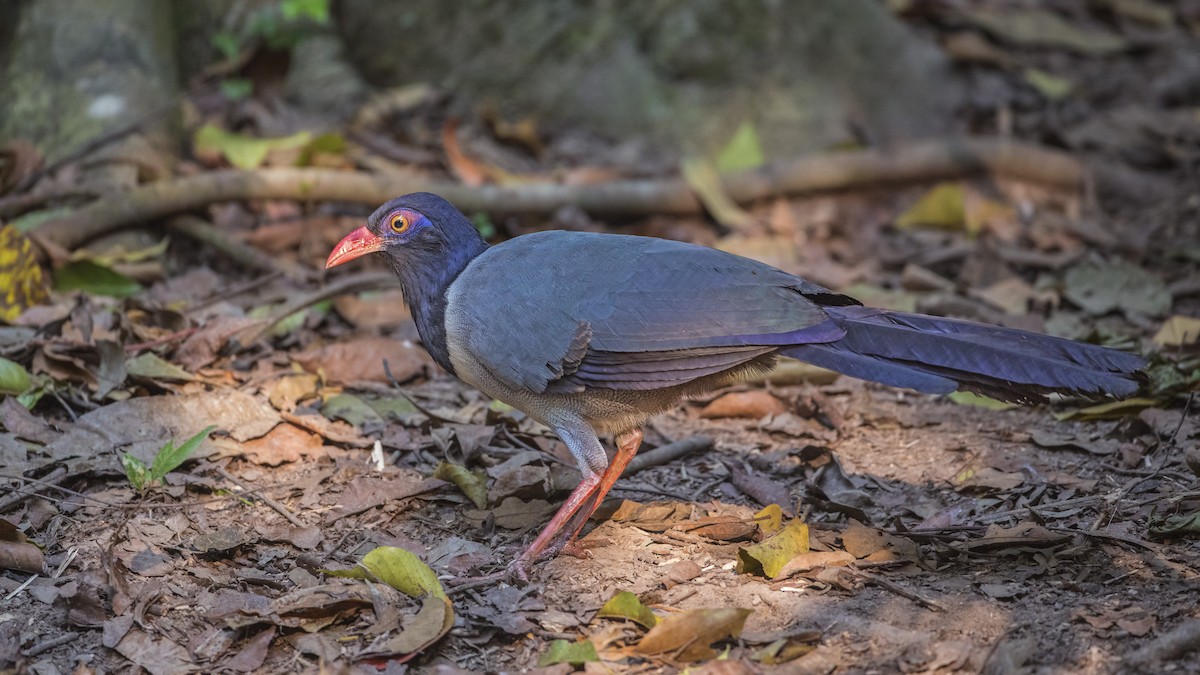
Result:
[445, 558, 535, 593]
[558, 540, 593, 560]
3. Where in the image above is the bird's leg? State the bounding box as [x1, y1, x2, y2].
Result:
[502, 422, 609, 581]
[547, 428, 644, 559]
[505, 470, 602, 579]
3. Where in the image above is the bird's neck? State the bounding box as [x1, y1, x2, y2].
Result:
[390, 239, 488, 375]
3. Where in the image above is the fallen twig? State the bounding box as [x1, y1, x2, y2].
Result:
[35, 138, 1169, 251]
[238, 270, 397, 344]
[626, 436, 714, 475]
[21, 632, 80, 658]
[166, 215, 308, 280]
[850, 568, 947, 612]
[0, 466, 67, 513]
[215, 466, 305, 527]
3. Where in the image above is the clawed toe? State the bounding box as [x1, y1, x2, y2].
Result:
[558, 540, 593, 559]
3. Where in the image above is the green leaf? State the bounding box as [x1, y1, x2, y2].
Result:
[54, 260, 142, 297]
[324, 546, 446, 599]
[281, 0, 330, 23]
[1064, 261, 1171, 318]
[737, 520, 810, 578]
[212, 31, 242, 60]
[433, 461, 489, 510]
[365, 396, 421, 423]
[470, 212, 496, 239]
[321, 393, 384, 427]
[322, 546, 454, 659]
[1023, 68, 1073, 100]
[125, 353, 195, 382]
[1054, 397, 1157, 421]
[716, 121, 765, 174]
[7, 207, 73, 234]
[219, 78, 254, 101]
[1150, 511, 1200, 538]
[682, 157, 755, 230]
[896, 183, 966, 231]
[597, 591, 658, 629]
[0, 357, 32, 395]
[247, 302, 315, 338]
[538, 639, 599, 667]
[150, 425, 214, 482]
[122, 453, 149, 491]
[948, 391, 1017, 411]
[193, 124, 312, 170]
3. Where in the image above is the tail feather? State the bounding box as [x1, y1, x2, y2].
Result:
[782, 306, 1145, 402]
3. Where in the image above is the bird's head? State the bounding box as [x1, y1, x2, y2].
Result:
[325, 192, 485, 271]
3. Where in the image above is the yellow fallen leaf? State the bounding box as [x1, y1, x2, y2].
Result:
[736, 520, 809, 577]
[754, 504, 785, 537]
[596, 590, 658, 629]
[1154, 315, 1200, 348]
[0, 225, 48, 321]
[634, 608, 752, 662]
[434, 461, 488, 509]
[682, 157, 756, 230]
[896, 182, 965, 231]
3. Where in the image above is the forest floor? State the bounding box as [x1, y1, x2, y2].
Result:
[2, 2, 1200, 674]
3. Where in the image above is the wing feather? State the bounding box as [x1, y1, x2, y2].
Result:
[450, 231, 848, 394]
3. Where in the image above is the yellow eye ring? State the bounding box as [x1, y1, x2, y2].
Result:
[390, 213, 409, 233]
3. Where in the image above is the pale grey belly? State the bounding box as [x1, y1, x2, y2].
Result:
[447, 345, 671, 435]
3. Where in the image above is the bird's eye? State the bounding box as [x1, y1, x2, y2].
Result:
[390, 213, 409, 233]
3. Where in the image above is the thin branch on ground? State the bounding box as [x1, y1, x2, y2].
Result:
[626, 436, 713, 475]
[215, 466, 306, 527]
[34, 138, 1170, 251]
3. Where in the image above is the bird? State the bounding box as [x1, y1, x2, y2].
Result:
[326, 192, 1145, 581]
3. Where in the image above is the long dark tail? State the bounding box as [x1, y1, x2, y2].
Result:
[781, 306, 1145, 402]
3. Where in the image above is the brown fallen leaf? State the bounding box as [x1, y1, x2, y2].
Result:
[773, 550, 855, 579]
[0, 396, 59, 444]
[332, 289, 411, 330]
[114, 629, 195, 675]
[661, 560, 703, 589]
[359, 594, 454, 661]
[175, 316, 265, 371]
[327, 473, 444, 523]
[963, 522, 1072, 554]
[464, 497, 557, 530]
[952, 465, 1026, 491]
[263, 373, 321, 413]
[294, 337, 431, 385]
[42, 390, 279, 472]
[700, 390, 787, 419]
[634, 608, 753, 662]
[256, 524, 323, 550]
[488, 463, 550, 504]
[840, 520, 920, 563]
[239, 422, 324, 466]
[0, 518, 44, 573]
[609, 500, 694, 532]
[225, 626, 275, 672]
[685, 515, 758, 542]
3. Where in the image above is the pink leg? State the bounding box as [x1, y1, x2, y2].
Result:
[507, 471, 602, 574]
[448, 429, 645, 587]
[543, 429, 644, 559]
